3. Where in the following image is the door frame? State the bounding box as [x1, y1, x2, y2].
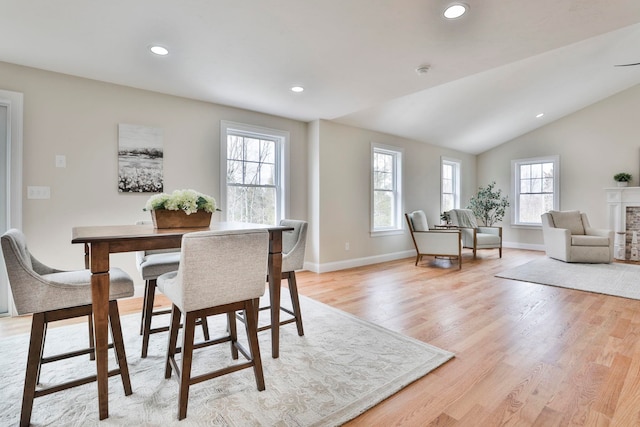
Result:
[0, 89, 24, 316]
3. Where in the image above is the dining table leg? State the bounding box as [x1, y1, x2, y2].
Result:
[268, 230, 283, 358]
[89, 242, 111, 420]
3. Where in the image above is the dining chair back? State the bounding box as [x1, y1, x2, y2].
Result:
[157, 228, 269, 420]
[135, 220, 209, 357]
[1, 228, 134, 427]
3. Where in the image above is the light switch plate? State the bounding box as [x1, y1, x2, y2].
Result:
[55, 155, 66, 168]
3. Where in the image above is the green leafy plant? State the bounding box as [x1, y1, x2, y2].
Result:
[468, 182, 510, 226]
[614, 172, 632, 182]
[440, 211, 451, 224]
[144, 189, 217, 215]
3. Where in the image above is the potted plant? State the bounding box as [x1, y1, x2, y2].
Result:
[144, 189, 217, 228]
[468, 182, 510, 226]
[614, 172, 632, 187]
[440, 211, 451, 225]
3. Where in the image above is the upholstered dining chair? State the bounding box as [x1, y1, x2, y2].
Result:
[448, 209, 502, 258]
[250, 219, 308, 336]
[136, 220, 209, 358]
[1, 229, 134, 427]
[157, 229, 269, 420]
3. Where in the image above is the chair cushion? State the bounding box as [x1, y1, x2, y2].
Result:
[138, 252, 181, 280]
[410, 210, 429, 231]
[550, 210, 585, 235]
[571, 235, 610, 247]
[476, 233, 501, 245]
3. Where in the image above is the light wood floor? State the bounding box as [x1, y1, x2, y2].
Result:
[2, 248, 640, 426]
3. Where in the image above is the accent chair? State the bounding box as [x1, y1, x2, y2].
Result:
[541, 210, 614, 263]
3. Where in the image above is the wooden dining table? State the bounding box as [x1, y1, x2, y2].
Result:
[71, 221, 291, 420]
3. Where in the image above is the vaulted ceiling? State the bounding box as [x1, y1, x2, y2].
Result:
[2, 1, 640, 154]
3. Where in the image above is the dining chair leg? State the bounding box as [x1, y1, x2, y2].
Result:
[244, 299, 265, 391]
[21, 312, 45, 427]
[140, 280, 151, 335]
[165, 305, 181, 379]
[141, 279, 157, 358]
[108, 300, 132, 396]
[286, 272, 304, 336]
[178, 312, 197, 420]
[88, 313, 95, 361]
[35, 321, 47, 385]
[226, 312, 239, 360]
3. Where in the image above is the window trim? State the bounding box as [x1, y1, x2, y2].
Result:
[441, 157, 461, 214]
[220, 120, 290, 224]
[511, 155, 560, 227]
[371, 142, 403, 236]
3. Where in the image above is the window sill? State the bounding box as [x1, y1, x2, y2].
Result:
[370, 229, 404, 237]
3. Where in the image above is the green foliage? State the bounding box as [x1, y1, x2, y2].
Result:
[614, 172, 632, 182]
[468, 182, 509, 226]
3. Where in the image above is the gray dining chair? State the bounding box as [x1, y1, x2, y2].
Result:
[135, 220, 209, 358]
[1, 228, 134, 427]
[157, 229, 269, 420]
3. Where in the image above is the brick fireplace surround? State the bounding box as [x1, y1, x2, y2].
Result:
[606, 187, 640, 260]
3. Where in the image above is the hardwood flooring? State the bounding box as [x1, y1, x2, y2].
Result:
[2, 248, 640, 426]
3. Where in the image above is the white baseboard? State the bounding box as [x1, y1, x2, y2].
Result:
[503, 241, 545, 252]
[303, 244, 545, 273]
[304, 250, 415, 273]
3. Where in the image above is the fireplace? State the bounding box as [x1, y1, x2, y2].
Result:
[606, 187, 640, 260]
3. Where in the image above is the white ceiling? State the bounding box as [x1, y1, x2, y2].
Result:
[1, 1, 640, 154]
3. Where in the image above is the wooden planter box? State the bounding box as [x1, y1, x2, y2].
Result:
[150, 209, 212, 229]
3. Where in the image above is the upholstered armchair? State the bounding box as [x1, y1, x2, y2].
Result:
[405, 210, 462, 269]
[541, 210, 614, 263]
[448, 209, 502, 258]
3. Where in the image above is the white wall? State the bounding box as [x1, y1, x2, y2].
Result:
[0, 61, 308, 295]
[308, 120, 475, 272]
[477, 84, 640, 249]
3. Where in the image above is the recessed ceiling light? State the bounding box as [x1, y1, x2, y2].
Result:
[536, 113, 545, 118]
[444, 3, 468, 19]
[150, 45, 169, 56]
[291, 86, 304, 93]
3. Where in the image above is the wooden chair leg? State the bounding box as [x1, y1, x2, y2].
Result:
[88, 313, 95, 361]
[140, 280, 151, 335]
[141, 279, 157, 358]
[35, 321, 47, 385]
[177, 312, 197, 420]
[244, 299, 265, 391]
[287, 272, 304, 336]
[21, 312, 45, 427]
[165, 305, 181, 379]
[200, 317, 210, 340]
[109, 301, 132, 396]
[227, 312, 239, 360]
[499, 247, 502, 258]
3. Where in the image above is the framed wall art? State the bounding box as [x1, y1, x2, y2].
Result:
[118, 123, 164, 193]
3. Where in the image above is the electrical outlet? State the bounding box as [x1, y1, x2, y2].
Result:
[55, 155, 66, 168]
[27, 186, 51, 199]
[345, 242, 350, 251]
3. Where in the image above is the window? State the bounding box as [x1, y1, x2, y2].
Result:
[371, 143, 403, 234]
[512, 156, 559, 226]
[220, 121, 288, 225]
[441, 158, 461, 213]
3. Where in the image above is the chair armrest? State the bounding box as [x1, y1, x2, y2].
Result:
[412, 230, 461, 254]
[585, 227, 613, 239]
[478, 226, 501, 236]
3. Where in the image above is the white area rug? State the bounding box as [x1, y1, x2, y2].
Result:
[0, 296, 453, 426]
[496, 258, 640, 300]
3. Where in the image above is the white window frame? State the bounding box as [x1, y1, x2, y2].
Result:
[511, 155, 560, 227]
[220, 120, 289, 224]
[371, 143, 403, 236]
[441, 157, 461, 214]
